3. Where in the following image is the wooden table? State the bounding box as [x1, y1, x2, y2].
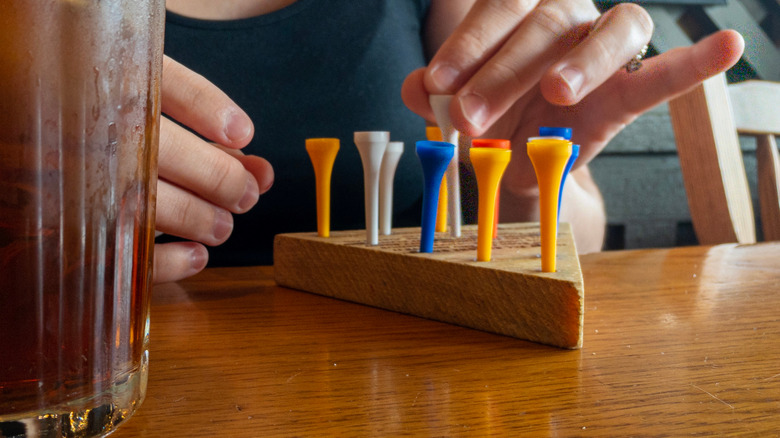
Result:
[113, 243, 780, 436]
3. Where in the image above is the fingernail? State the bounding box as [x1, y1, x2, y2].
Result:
[260, 174, 274, 193]
[213, 207, 234, 242]
[458, 92, 489, 130]
[430, 64, 460, 91]
[189, 245, 209, 272]
[224, 111, 253, 144]
[238, 174, 259, 212]
[559, 67, 584, 97]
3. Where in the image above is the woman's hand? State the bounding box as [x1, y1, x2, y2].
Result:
[402, 0, 745, 251]
[153, 56, 274, 283]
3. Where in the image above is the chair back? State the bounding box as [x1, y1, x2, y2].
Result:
[668, 73, 780, 244]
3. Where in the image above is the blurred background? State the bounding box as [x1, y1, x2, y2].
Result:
[591, 0, 779, 249]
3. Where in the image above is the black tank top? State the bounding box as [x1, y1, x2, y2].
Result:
[164, 0, 431, 265]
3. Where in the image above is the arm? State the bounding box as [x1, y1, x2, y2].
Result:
[404, 0, 744, 253]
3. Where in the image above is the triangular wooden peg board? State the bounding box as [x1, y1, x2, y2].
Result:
[274, 222, 584, 349]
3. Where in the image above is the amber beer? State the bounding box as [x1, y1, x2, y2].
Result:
[0, 1, 163, 436]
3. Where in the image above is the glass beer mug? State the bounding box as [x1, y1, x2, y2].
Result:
[0, 1, 163, 436]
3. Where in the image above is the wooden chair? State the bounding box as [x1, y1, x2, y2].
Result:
[668, 72, 780, 244]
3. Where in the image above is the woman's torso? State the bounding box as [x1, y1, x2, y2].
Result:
[164, 0, 431, 265]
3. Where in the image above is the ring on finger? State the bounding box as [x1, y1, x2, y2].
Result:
[589, 14, 650, 74]
[624, 44, 649, 73]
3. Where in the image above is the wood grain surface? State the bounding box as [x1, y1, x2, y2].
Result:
[112, 243, 780, 437]
[274, 223, 584, 349]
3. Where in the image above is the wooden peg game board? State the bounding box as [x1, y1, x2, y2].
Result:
[274, 222, 584, 349]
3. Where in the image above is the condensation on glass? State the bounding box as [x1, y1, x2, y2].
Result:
[0, 1, 163, 436]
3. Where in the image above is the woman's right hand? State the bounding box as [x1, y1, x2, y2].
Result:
[153, 56, 274, 284]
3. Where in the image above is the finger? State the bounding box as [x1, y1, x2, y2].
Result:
[162, 55, 254, 148]
[453, 0, 602, 135]
[401, 68, 435, 122]
[424, 0, 542, 94]
[153, 241, 209, 284]
[560, 30, 744, 165]
[159, 116, 260, 214]
[541, 3, 654, 106]
[214, 144, 276, 196]
[614, 29, 744, 114]
[156, 179, 234, 246]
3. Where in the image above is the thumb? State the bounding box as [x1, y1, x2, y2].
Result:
[401, 67, 435, 123]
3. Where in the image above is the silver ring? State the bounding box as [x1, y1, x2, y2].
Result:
[624, 44, 649, 73]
